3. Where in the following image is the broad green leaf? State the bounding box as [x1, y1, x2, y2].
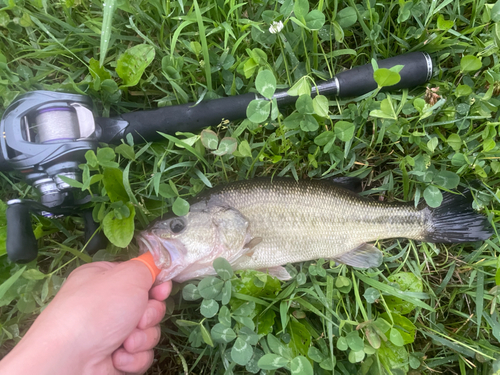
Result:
[433, 171, 460, 189]
[246, 99, 271, 123]
[238, 140, 252, 157]
[231, 337, 254, 366]
[57, 174, 83, 189]
[293, 0, 309, 18]
[305, 10, 325, 30]
[455, 84, 472, 97]
[363, 287, 380, 303]
[200, 298, 219, 318]
[284, 112, 302, 130]
[172, 197, 190, 216]
[198, 276, 224, 299]
[290, 356, 313, 375]
[423, 185, 443, 208]
[483, 138, 496, 152]
[312, 95, 329, 117]
[427, 137, 438, 153]
[348, 349, 365, 363]
[314, 131, 335, 146]
[182, 284, 201, 301]
[200, 323, 214, 347]
[447, 134, 462, 151]
[300, 114, 319, 132]
[258, 354, 289, 370]
[219, 305, 232, 326]
[211, 323, 237, 343]
[460, 55, 482, 72]
[334, 121, 355, 141]
[221, 280, 231, 305]
[212, 137, 237, 156]
[389, 328, 405, 347]
[200, 129, 219, 150]
[287, 77, 311, 97]
[374, 68, 401, 87]
[346, 331, 364, 351]
[115, 144, 135, 160]
[493, 0, 500, 22]
[296, 94, 314, 114]
[238, 326, 260, 345]
[337, 336, 348, 351]
[233, 301, 256, 316]
[365, 326, 382, 349]
[214, 257, 233, 280]
[103, 203, 135, 247]
[378, 341, 409, 373]
[116, 44, 155, 87]
[336, 6, 357, 28]
[288, 320, 311, 356]
[22, 269, 46, 280]
[255, 70, 276, 99]
[307, 346, 325, 362]
[103, 168, 128, 203]
[385, 272, 424, 314]
[380, 312, 416, 345]
[437, 14, 454, 30]
[257, 309, 276, 335]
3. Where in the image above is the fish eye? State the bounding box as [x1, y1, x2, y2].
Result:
[169, 218, 186, 233]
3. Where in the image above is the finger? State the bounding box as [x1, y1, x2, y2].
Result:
[149, 281, 172, 301]
[137, 299, 166, 329]
[112, 347, 154, 374]
[123, 326, 161, 353]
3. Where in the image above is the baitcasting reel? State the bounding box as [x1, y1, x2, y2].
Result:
[0, 91, 108, 262]
[0, 51, 434, 263]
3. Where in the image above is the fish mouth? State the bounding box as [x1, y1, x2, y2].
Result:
[136, 233, 187, 281]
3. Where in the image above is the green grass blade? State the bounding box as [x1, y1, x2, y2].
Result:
[100, 0, 116, 67]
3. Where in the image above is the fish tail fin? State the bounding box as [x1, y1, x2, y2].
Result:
[423, 190, 493, 243]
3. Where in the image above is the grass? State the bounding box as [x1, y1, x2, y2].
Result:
[0, 0, 500, 373]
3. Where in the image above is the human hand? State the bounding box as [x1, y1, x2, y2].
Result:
[0, 258, 172, 375]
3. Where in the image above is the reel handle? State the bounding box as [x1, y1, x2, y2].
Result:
[6, 201, 38, 263]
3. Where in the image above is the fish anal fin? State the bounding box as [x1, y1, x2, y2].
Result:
[333, 243, 383, 268]
[259, 266, 292, 280]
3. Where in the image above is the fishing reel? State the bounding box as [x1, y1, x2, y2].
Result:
[0, 91, 107, 262]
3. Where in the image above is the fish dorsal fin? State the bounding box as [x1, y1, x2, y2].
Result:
[333, 243, 383, 268]
[331, 176, 363, 193]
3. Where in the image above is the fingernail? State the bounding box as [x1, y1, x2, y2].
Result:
[117, 352, 134, 366]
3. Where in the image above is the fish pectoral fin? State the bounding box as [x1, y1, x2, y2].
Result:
[259, 266, 292, 280]
[333, 243, 383, 268]
[244, 237, 262, 250]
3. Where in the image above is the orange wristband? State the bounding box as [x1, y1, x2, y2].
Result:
[131, 252, 161, 283]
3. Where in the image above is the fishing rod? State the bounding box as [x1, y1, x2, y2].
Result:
[0, 51, 433, 263]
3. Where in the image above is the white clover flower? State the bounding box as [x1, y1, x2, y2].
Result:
[269, 21, 284, 34]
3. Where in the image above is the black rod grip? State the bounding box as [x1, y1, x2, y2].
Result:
[6, 201, 38, 263]
[333, 51, 433, 98]
[120, 93, 256, 143]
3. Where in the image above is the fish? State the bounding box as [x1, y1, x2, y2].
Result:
[137, 178, 493, 283]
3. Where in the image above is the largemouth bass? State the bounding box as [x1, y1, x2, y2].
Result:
[138, 178, 492, 283]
